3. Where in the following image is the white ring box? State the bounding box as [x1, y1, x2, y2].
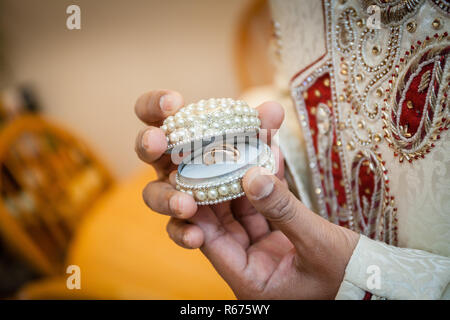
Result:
[161, 98, 275, 205]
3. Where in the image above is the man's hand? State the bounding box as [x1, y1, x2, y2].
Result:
[134, 90, 359, 299]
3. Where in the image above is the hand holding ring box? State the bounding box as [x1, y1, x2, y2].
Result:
[160, 98, 275, 205]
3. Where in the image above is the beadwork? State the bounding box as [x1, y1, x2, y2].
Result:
[162, 98, 276, 205]
[176, 143, 276, 205]
[161, 98, 261, 150]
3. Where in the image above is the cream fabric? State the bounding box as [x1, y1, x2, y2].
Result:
[336, 236, 450, 300]
[268, 0, 450, 299]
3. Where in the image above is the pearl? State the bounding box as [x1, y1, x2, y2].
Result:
[167, 121, 176, 132]
[230, 183, 240, 194]
[186, 115, 196, 123]
[242, 117, 249, 124]
[256, 118, 261, 126]
[208, 189, 218, 200]
[224, 108, 232, 116]
[188, 127, 198, 135]
[218, 185, 229, 196]
[198, 114, 207, 121]
[224, 119, 232, 127]
[212, 122, 220, 129]
[234, 106, 243, 115]
[169, 132, 179, 143]
[242, 106, 250, 115]
[161, 125, 168, 132]
[176, 118, 185, 127]
[195, 190, 207, 201]
[164, 116, 175, 124]
[196, 106, 205, 113]
[249, 117, 256, 125]
[186, 190, 194, 197]
[177, 128, 187, 138]
[213, 111, 223, 118]
[234, 117, 241, 125]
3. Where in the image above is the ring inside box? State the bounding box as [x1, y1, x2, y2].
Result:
[178, 138, 266, 182]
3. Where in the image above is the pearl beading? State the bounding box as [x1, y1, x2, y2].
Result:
[176, 143, 276, 205]
[161, 98, 261, 149]
[161, 97, 276, 205]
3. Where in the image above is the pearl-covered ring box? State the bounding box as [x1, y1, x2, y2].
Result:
[160, 98, 275, 205]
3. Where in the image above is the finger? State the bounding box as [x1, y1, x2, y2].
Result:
[256, 101, 284, 130]
[229, 144, 284, 242]
[188, 207, 248, 286]
[168, 170, 177, 187]
[166, 218, 204, 249]
[248, 230, 294, 263]
[211, 203, 250, 249]
[135, 126, 169, 165]
[271, 143, 285, 180]
[231, 197, 270, 243]
[135, 90, 184, 125]
[256, 101, 285, 145]
[242, 166, 328, 256]
[142, 180, 197, 218]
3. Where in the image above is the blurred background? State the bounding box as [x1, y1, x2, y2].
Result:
[0, 0, 278, 299]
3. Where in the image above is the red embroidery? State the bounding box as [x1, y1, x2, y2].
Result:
[384, 37, 449, 163]
[363, 291, 373, 300]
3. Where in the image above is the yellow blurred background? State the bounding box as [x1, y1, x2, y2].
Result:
[0, 0, 275, 299]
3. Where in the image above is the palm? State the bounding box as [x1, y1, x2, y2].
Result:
[188, 176, 301, 298]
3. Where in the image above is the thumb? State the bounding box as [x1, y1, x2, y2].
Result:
[242, 166, 326, 254]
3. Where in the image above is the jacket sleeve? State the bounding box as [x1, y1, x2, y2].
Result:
[335, 235, 450, 300]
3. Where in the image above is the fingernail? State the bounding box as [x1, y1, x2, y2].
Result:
[141, 128, 155, 150]
[247, 167, 274, 200]
[169, 193, 188, 216]
[182, 232, 191, 247]
[160, 94, 182, 113]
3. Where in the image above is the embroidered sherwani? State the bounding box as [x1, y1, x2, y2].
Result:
[244, 0, 450, 299]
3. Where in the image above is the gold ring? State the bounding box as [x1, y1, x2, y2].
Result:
[203, 144, 240, 165]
